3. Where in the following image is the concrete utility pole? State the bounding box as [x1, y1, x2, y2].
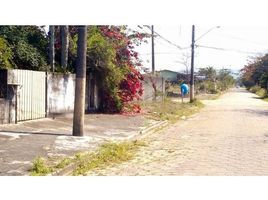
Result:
[151, 25, 155, 75]
[61, 25, 69, 69]
[49, 25, 55, 73]
[73, 26, 87, 136]
[190, 25, 195, 102]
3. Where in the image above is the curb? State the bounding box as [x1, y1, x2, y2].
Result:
[138, 120, 169, 138]
[49, 120, 169, 176]
[50, 163, 76, 176]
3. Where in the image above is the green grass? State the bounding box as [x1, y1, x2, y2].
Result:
[55, 157, 74, 169]
[263, 97, 268, 102]
[30, 157, 54, 176]
[141, 97, 204, 123]
[30, 140, 146, 176]
[72, 140, 146, 175]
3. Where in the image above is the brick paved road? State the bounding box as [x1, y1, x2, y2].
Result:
[88, 88, 268, 175]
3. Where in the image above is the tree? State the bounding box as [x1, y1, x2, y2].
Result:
[198, 66, 217, 93]
[60, 26, 69, 69]
[73, 26, 87, 136]
[0, 26, 49, 70]
[198, 66, 217, 81]
[217, 69, 235, 91]
[49, 26, 55, 72]
[0, 37, 13, 69]
[241, 54, 268, 88]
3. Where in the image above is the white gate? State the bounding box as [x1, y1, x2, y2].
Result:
[8, 69, 46, 122]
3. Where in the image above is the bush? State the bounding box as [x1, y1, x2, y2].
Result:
[0, 37, 13, 69]
[249, 85, 261, 93]
[256, 88, 267, 97]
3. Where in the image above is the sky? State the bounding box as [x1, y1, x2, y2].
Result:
[133, 25, 268, 73]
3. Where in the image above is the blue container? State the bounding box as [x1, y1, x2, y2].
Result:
[180, 84, 189, 96]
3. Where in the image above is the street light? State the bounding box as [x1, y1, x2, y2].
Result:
[189, 25, 220, 102]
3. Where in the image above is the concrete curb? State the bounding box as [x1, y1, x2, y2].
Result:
[49, 120, 169, 176]
[50, 162, 76, 176]
[138, 120, 169, 139]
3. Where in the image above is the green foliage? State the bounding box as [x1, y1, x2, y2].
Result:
[73, 141, 145, 175]
[196, 67, 235, 94]
[0, 26, 48, 70]
[0, 37, 13, 69]
[30, 157, 53, 176]
[198, 66, 217, 81]
[259, 73, 268, 88]
[256, 88, 267, 97]
[15, 41, 48, 70]
[68, 27, 130, 107]
[55, 158, 73, 169]
[249, 85, 261, 93]
[241, 54, 268, 89]
[87, 27, 128, 112]
[142, 98, 204, 122]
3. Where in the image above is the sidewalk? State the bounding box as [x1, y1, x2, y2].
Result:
[0, 113, 166, 176]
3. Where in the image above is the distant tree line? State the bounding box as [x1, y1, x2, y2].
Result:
[240, 54, 268, 98]
[195, 66, 236, 94]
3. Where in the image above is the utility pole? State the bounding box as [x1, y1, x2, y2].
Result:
[151, 25, 155, 75]
[49, 25, 55, 73]
[73, 26, 87, 136]
[190, 25, 195, 102]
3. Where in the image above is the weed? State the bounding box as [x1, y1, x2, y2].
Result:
[55, 158, 73, 169]
[72, 140, 146, 175]
[141, 97, 204, 123]
[30, 157, 53, 176]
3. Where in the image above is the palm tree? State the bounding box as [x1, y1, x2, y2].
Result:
[49, 25, 55, 72]
[73, 26, 87, 136]
[60, 26, 69, 69]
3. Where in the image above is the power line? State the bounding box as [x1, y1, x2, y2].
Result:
[140, 52, 185, 55]
[196, 44, 265, 55]
[212, 32, 268, 48]
[143, 25, 189, 50]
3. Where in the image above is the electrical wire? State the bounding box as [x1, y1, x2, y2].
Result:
[143, 25, 190, 50]
[196, 44, 265, 55]
[212, 32, 268, 48]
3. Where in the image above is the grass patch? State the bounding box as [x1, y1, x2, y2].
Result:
[30, 157, 54, 176]
[30, 140, 146, 176]
[55, 157, 74, 169]
[263, 97, 268, 102]
[141, 97, 204, 123]
[73, 140, 146, 175]
[248, 86, 268, 102]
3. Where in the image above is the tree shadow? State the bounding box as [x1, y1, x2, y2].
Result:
[0, 130, 70, 136]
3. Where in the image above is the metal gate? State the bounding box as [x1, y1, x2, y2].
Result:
[8, 69, 46, 122]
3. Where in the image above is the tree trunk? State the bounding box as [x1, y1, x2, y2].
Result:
[73, 26, 87, 136]
[49, 25, 55, 72]
[60, 26, 69, 69]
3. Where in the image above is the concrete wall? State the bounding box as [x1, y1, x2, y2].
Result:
[141, 74, 165, 101]
[0, 98, 9, 124]
[0, 70, 16, 124]
[47, 73, 76, 115]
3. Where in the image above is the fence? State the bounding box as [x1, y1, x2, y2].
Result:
[0, 69, 166, 125]
[141, 74, 166, 101]
[7, 69, 46, 122]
